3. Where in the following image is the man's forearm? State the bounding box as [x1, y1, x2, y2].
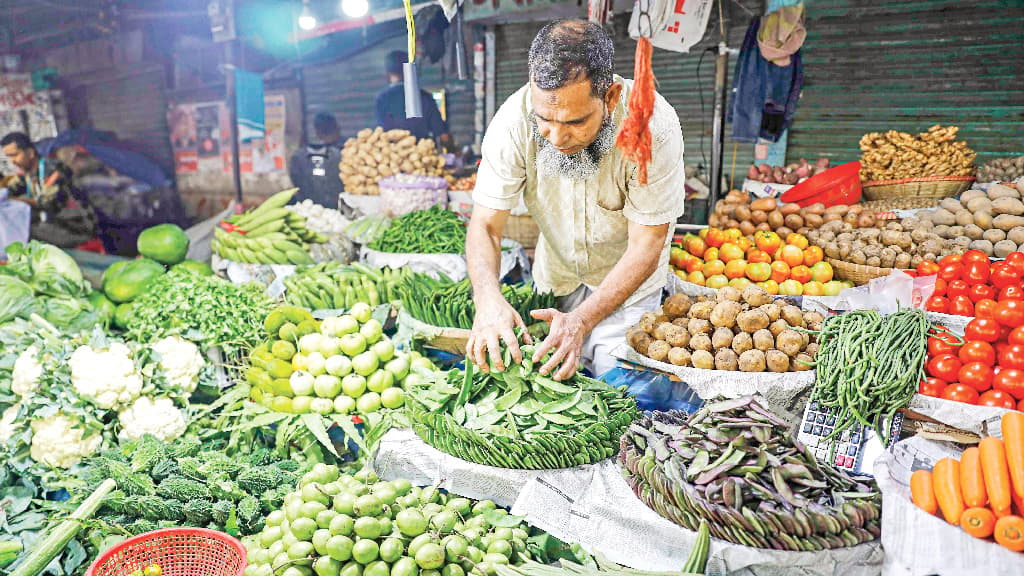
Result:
[466, 215, 505, 302]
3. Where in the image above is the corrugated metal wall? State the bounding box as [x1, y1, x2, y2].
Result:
[302, 36, 475, 148]
[789, 0, 1024, 164]
[494, 4, 760, 183]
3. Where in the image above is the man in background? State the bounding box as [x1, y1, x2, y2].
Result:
[375, 50, 453, 151]
[289, 112, 346, 211]
[1, 132, 95, 248]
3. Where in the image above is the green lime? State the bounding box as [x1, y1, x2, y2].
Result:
[391, 557, 419, 576]
[260, 526, 283, 548]
[492, 529, 513, 542]
[291, 518, 318, 542]
[364, 562, 390, 576]
[390, 479, 412, 496]
[486, 540, 511, 559]
[301, 502, 329, 519]
[379, 538, 404, 563]
[353, 494, 384, 517]
[340, 562, 363, 576]
[313, 529, 333, 555]
[334, 493, 357, 515]
[354, 516, 382, 539]
[443, 536, 468, 563]
[303, 484, 331, 506]
[430, 511, 457, 534]
[482, 554, 508, 567]
[352, 539, 380, 565]
[288, 541, 316, 560]
[326, 535, 355, 562]
[414, 544, 445, 570]
[441, 566, 464, 576]
[317, 510, 339, 530]
[471, 501, 496, 516]
[330, 514, 355, 536]
[420, 570, 440, 576]
[396, 508, 428, 537]
[407, 533, 434, 557]
[373, 484, 398, 506]
[445, 498, 471, 516]
[267, 510, 286, 527]
[314, 557, 343, 576]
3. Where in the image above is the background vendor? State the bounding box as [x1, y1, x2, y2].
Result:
[375, 50, 454, 152]
[466, 20, 685, 380]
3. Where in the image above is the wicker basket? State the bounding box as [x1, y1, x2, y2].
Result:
[426, 327, 471, 354]
[861, 176, 975, 201]
[860, 197, 942, 213]
[504, 213, 540, 249]
[827, 257, 910, 285]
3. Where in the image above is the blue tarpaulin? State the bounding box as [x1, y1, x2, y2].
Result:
[37, 129, 171, 188]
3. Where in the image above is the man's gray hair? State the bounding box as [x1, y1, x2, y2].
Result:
[528, 20, 614, 99]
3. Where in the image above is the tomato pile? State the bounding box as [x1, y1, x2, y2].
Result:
[923, 322, 1024, 410]
[922, 250, 1024, 317]
[670, 228, 849, 296]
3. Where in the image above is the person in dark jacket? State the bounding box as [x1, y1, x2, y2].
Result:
[288, 113, 346, 210]
[375, 50, 453, 151]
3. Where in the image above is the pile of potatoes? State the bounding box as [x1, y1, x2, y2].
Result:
[977, 155, 1024, 184]
[340, 127, 447, 195]
[626, 285, 821, 373]
[807, 219, 965, 269]
[914, 183, 1024, 258]
[708, 191, 879, 238]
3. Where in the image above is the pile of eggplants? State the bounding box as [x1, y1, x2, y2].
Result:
[619, 396, 881, 551]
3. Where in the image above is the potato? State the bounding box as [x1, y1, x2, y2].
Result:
[662, 293, 693, 319]
[715, 348, 740, 371]
[804, 213, 824, 229]
[691, 350, 715, 370]
[930, 208, 957, 226]
[688, 318, 713, 336]
[752, 329, 775, 351]
[712, 327, 735, 350]
[668, 347, 691, 367]
[638, 312, 660, 334]
[776, 226, 794, 238]
[653, 322, 675, 341]
[750, 211, 769, 225]
[966, 197, 994, 214]
[969, 239, 995, 255]
[974, 211, 994, 230]
[647, 340, 671, 362]
[895, 252, 913, 269]
[733, 204, 752, 222]
[805, 342, 820, 356]
[767, 211, 785, 229]
[736, 309, 770, 333]
[717, 286, 743, 303]
[994, 214, 1024, 231]
[995, 240, 1018, 258]
[780, 305, 805, 327]
[964, 225, 985, 240]
[955, 210, 975, 227]
[769, 319, 791, 338]
[690, 333, 713, 352]
[988, 183, 1021, 200]
[732, 332, 754, 355]
[710, 301, 743, 328]
[775, 329, 804, 357]
[961, 189, 987, 204]
[940, 198, 963, 212]
[803, 310, 824, 326]
[627, 328, 653, 355]
[785, 213, 805, 230]
[739, 220, 757, 236]
[738, 349, 767, 372]
[983, 229, 1006, 244]
[993, 197, 1024, 216]
[755, 222, 772, 232]
[867, 256, 882, 267]
[689, 301, 716, 321]
[759, 303, 782, 322]
[793, 353, 814, 371]
[665, 325, 691, 348]
[948, 226, 965, 239]
[765, 350, 790, 373]
[1008, 227, 1024, 245]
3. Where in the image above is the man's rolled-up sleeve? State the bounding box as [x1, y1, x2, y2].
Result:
[622, 106, 686, 227]
[472, 106, 526, 212]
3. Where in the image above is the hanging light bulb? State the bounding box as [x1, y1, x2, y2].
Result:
[341, 0, 369, 18]
[298, 0, 317, 30]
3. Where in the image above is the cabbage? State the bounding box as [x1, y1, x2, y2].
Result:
[38, 295, 98, 332]
[0, 276, 34, 323]
[0, 241, 88, 297]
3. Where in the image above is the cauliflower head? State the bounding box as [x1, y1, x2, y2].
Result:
[0, 404, 20, 444]
[118, 397, 187, 442]
[152, 336, 204, 394]
[12, 346, 42, 398]
[69, 342, 142, 409]
[30, 413, 102, 468]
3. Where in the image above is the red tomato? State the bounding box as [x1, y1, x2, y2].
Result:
[1006, 252, 1024, 274]
[963, 260, 991, 285]
[917, 261, 940, 276]
[999, 284, 1024, 301]
[1009, 326, 1024, 346]
[947, 279, 970, 298]
[993, 368, 1024, 400]
[925, 295, 949, 314]
[995, 299, 1024, 327]
[933, 278, 948, 296]
[979, 390, 1018, 409]
[969, 284, 996, 303]
[938, 263, 964, 283]
[965, 317, 1002, 343]
[919, 377, 947, 397]
[949, 295, 975, 317]
[962, 250, 989, 265]
[998, 345, 1024, 369]
[939, 254, 963, 267]
[928, 333, 959, 356]
[959, 341, 996, 365]
[975, 299, 999, 319]
[1019, 398, 1024, 412]
[927, 354, 962, 382]
[990, 265, 1023, 290]
[941, 383, 979, 404]
[959, 362, 994, 392]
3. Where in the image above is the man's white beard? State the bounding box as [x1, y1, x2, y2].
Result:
[532, 115, 616, 181]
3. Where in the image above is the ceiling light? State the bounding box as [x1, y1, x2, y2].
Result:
[298, 1, 317, 30]
[342, 0, 369, 18]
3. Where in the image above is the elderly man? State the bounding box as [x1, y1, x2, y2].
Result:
[466, 20, 685, 380]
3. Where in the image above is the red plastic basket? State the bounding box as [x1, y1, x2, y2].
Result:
[85, 528, 247, 576]
[779, 161, 862, 207]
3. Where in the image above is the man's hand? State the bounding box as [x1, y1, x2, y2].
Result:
[467, 294, 532, 373]
[530, 308, 592, 381]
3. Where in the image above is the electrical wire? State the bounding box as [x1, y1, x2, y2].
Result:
[404, 0, 416, 62]
[695, 46, 716, 176]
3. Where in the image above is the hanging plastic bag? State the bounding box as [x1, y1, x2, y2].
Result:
[600, 366, 703, 413]
[0, 189, 31, 258]
[627, 0, 715, 53]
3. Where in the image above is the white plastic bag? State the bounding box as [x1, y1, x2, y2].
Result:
[0, 189, 31, 256]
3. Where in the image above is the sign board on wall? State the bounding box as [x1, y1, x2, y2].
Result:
[628, 0, 714, 53]
[0, 74, 37, 112]
[167, 94, 286, 176]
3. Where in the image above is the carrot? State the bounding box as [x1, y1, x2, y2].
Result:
[1003, 411, 1024, 500]
[960, 446, 988, 508]
[994, 515, 1024, 552]
[933, 457, 965, 524]
[960, 507, 997, 539]
[910, 469, 938, 514]
[1014, 489, 1024, 516]
[980, 437, 1013, 518]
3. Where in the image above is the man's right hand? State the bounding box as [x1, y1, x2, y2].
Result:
[467, 294, 533, 373]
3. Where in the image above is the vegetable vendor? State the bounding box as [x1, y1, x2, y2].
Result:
[466, 20, 685, 380]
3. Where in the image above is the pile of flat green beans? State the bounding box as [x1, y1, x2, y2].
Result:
[809, 307, 929, 445]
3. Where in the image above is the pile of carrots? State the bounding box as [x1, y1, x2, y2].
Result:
[910, 411, 1024, 552]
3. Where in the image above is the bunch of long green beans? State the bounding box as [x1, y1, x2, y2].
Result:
[397, 273, 555, 329]
[367, 205, 466, 254]
[809, 307, 929, 445]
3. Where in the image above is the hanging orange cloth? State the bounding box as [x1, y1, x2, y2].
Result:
[615, 36, 656, 185]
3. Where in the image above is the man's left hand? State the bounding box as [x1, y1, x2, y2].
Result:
[529, 308, 592, 381]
